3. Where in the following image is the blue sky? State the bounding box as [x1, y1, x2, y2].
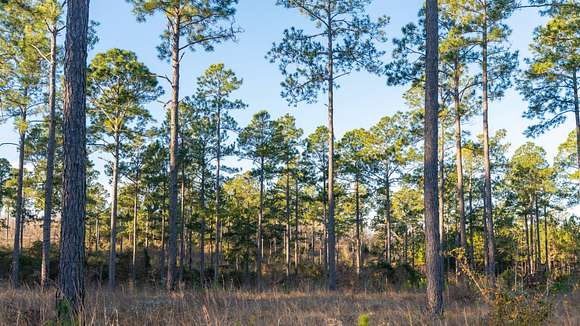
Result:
[0, 0, 573, 182]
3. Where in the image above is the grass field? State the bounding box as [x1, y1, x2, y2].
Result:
[0, 280, 578, 326]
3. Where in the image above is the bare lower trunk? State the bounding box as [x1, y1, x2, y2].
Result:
[10, 127, 26, 288]
[424, 0, 443, 314]
[385, 175, 391, 264]
[41, 25, 59, 289]
[524, 212, 531, 275]
[132, 175, 139, 283]
[58, 0, 89, 314]
[214, 108, 222, 281]
[481, 17, 496, 286]
[326, 11, 337, 291]
[285, 170, 290, 277]
[166, 13, 181, 291]
[294, 176, 299, 274]
[543, 204, 549, 271]
[573, 71, 580, 198]
[355, 175, 361, 276]
[534, 195, 541, 270]
[108, 139, 120, 289]
[256, 158, 264, 285]
[453, 63, 467, 257]
[200, 166, 206, 283]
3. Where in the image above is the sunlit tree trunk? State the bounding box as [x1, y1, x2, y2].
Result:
[481, 10, 496, 285]
[58, 0, 89, 314]
[424, 0, 443, 314]
[166, 9, 181, 291]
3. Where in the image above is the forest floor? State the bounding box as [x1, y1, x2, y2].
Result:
[0, 281, 578, 326]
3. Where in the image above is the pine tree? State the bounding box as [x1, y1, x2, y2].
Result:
[268, 0, 388, 290]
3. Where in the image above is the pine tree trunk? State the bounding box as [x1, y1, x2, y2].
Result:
[285, 168, 290, 277]
[214, 108, 222, 281]
[58, 0, 89, 314]
[481, 16, 496, 286]
[294, 176, 299, 274]
[256, 157, 264, 285]
[453, 61, 468, 257]
[424, 0, 443, 314]
[355, 174, 361, 276]
[131, 169, 140, 283]
[438, 121, 445, 251]
[326, 10, 337, 291]
[166, 12, 181, 291]
[10, 119, 26, 288]
[41, 24, 58, 289]
[543, 204, 549, 271]
[534, 195, 541, 271]
[179, 170, 185, 282]
[573, 71, 580, 198]
[108, 138, 120, 289]
[524, 211, 531, 275]
[200, 165, 206, 283]
[385, 174, 392, 264]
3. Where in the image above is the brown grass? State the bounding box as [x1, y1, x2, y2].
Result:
[0, 284, 577, 326]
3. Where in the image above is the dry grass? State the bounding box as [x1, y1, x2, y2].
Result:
[0, 284, 577, 326]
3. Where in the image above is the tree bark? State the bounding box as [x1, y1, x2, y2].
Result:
[573, 71, 580, 198]
[132, 170, 139, 283]
[481, 13, 496, 286]
[384, 174, 392, 264]
[285, 168, 291, 278]
[10, 115, 26, 288]
[166, 10, 181, 291]
[108, 137, 120, 289]
[453, 60, 468, 257]
[294, 175, 299, 274]
[200, 165, 206, 283]
[424, 0, 443, 314]
[534, 195, 541, 270]
[214, 107, 222, 281]
[543, 203, 549, 271]
[326, 8, 337, 291]
[256, 157, 264, 285]
[41, 23, 59, 289]
[58, 0, 89, 314]
[355, 174, 361, 276]
[524, 211, 531, 275]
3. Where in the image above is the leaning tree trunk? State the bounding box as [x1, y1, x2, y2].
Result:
[166, 12, 181, 291]
[481, 18, 496, 286]
[10, 119, 26, 289]
[326, 13, 337, 291]
[424, 0, 443, 315]
[41, 23, 59, 289]
[108, 138, 120, 289]
[58, 0, 89, 314]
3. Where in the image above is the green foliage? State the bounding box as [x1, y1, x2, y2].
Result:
[268, 0, 388, 105]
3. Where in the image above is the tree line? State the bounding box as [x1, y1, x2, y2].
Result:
[0, 0, 578, 318]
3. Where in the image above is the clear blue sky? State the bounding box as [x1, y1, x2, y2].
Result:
[0, 0, 572, 181]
